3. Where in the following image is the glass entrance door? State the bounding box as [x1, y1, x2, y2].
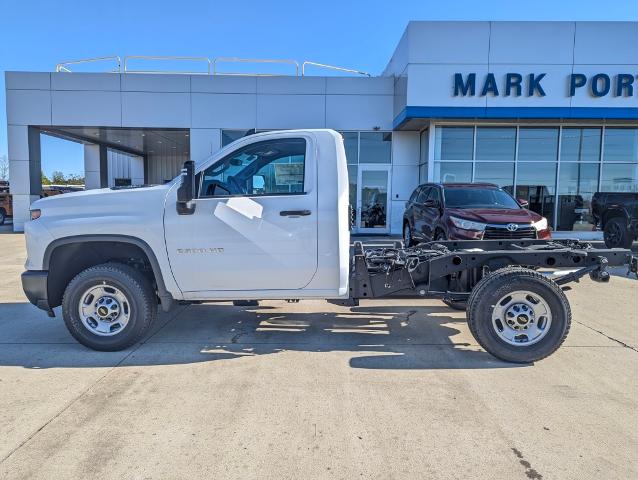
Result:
[357, 166, 391, 234]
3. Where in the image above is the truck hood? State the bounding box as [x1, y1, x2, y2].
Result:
[32, 185, 171, 217]
[447, 207, 542, 224]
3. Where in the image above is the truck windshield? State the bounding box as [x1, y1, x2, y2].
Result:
[444, 188, 520, 209]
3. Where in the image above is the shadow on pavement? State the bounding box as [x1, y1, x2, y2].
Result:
[0, 302, 525, 370]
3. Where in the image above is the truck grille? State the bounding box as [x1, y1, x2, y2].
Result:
[483, 224, 537, 240]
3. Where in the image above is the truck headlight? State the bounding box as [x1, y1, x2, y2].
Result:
[450, 216, 486, 231]
[532, 218, 548, 231]
[30, 209, 41, 220]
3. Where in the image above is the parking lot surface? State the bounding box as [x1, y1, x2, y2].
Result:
[1, 232, 637, 479]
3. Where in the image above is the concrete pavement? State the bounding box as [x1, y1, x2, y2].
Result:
[0, 232, 637, 479]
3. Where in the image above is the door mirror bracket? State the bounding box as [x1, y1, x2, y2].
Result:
[177, 160, 196, 215]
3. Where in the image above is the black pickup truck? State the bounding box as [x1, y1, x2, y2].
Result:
[591, 192, 638, 248]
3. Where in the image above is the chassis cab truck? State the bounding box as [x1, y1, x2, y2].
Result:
[21, 129, 635, 363]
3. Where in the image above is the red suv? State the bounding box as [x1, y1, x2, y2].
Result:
[402, 183, 551, 245]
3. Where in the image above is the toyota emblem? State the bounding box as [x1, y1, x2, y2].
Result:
[506, 223, 519, 232]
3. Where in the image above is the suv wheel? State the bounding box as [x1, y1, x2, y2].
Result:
[604, 218, 633, 249]
[403, 222, 413, 247]
[62, 263, 157, 351]
[0, 208, 5, 226]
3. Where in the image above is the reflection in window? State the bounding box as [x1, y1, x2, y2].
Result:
[560, 128, 601, 162]
[360, 170, 388, 229]
[601, 163, 638, 192]
[518, 128, 558, 161]
[434, 162, 472, 183]
[200, 138, 305, 197]
[347, 164, 358, 218]
[516, 162, 557, 227]
[434, 127, 473, 160]
[221, 129, 253, 147]
[557, 163, 599, 231]
[359, 132, 392, 164]
[603, 128, 638, 162]
[474, 162, 514, 191]
[475, 127, 516, 161]
[340, 132, 359, 164]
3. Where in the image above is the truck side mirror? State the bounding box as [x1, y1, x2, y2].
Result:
[176, 160, 196, 215]
[518, 198, 529, 208]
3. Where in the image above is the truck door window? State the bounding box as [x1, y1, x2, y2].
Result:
[199, 138, 306, 197]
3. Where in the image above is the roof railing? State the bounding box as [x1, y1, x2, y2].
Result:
[213, 57, 299, 76]
[54, 56, 371, 77]
[56, 56, 121, 73]
[123, 56, 211, 75]
[301, 61, 371, 77]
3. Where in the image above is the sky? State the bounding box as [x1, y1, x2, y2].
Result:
[2, 0, 638, 176]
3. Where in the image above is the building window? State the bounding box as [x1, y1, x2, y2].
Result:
[434, 161, 472, 183]
[359, 132, 392, 164]
[342, 132, 358, 163]
[474, 162, 514, 192]
[475, 127, 516, 161]
[515, 162, 557, 226]
[221, 129, 253, 147]
[603, 128, 638, 162]
[517, 128, 559, 161]
[434, 126, 473, 160]
[561, 128, 601, 162]
[601, 163, 638, 192]
[558, 163, 599, 230]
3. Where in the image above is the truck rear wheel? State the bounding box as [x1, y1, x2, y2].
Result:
[62, 263, 157, 351]
[467, 268, 571, 363]
[603, 217, 633, 249]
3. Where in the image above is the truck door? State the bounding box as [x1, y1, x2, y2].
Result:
[164, 135, 318, 293]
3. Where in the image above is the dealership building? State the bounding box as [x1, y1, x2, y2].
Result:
[5, 21, 638, 234]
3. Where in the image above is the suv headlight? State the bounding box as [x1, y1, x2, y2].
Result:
[450, 216, 486, 231]
[532, 217, 548, 231]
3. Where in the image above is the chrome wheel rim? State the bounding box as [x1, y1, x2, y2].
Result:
[78, 284, 131, 336]
[491, 290, 552, 346]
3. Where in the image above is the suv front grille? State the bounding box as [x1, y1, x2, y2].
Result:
[483, 224, 537, 240]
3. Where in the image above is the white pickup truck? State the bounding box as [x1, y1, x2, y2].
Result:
[21, 129, 636, 363]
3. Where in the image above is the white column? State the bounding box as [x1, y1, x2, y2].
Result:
[130, 155, 145, 185]
[8, 125, 39, 232]
[390, 131, 420, 234]
[83, 144, 101, 190]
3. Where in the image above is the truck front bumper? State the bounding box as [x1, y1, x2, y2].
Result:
[21, 270, 53, 314]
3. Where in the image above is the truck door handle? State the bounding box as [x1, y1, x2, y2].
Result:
[280, 209, 311, 217]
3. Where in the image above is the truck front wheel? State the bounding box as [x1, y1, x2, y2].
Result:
[62, 263, 157, 351]
[467, 268, 571, 363]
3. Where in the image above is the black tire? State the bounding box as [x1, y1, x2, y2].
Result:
[62, 263, 157, 351]
[442, 297, 467, 311]
[0, 209, 5, 226]
[466, 266, 530, 326]
[603, 217, 633, 249]
[467, 268, 571, 363]
[403, 222, 414, 247]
